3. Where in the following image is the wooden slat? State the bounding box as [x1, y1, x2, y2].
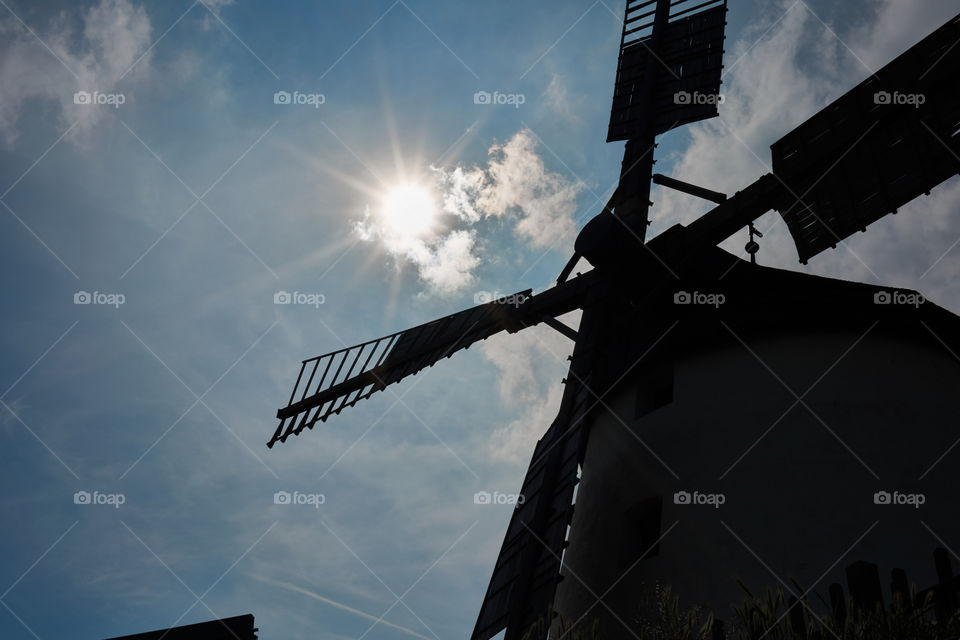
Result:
[608, 3, 727, 141]
[771, 12, 960, 263]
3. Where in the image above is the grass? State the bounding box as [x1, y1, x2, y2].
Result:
[520, 580, 960, 640]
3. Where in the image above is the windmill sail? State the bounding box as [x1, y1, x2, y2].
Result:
[470, 401, 590, 640]
[470, 279, 612, 640]
[269, 274, 596, 448]
[607, 0, 727, 141]
[607, 0, 729, 241]
[772, 11, 960, 263]
[268, 290, 530, 447]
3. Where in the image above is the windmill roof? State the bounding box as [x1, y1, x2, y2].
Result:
[593, 245, 960, 392]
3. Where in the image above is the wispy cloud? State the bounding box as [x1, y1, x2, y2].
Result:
[0, 0, 153, 145]
[480, 310, 581, 463]
[540, 73, 581, 125]
[252, 575, 433, 640]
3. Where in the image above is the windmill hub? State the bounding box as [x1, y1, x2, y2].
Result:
[574, 211, 644, 267]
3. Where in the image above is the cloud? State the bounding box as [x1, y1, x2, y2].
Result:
[0, 0, 152, 145]
[0, 396, 29, 435]
[540, 73, 581, 125]
[847, 1, 960, 70]
[417, 229, 481, 294]
[354, 206, 480, 295]
[445, 129, 583, 249]
[198, 0, 236, 30]
[435, 166, 486, 224]
[652, 1, 845, 224]
[252, 575, 433, 640]
[356, 129, 584, 294]
[486, 383, 566, 465]
[201, 0, 236, 12]
[480, 310, 581, 463]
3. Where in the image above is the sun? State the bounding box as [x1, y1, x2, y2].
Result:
[379, 183, 437, 237]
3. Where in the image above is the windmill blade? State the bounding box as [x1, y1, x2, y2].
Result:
[268, 274, 597, 448]
[471, 411, 587, 640]
[772, 11, 960, 264]
[470, 277, 614, 640]
[607, 0, 729, 236]
[268, 290, 530, 447]
[608, 0, 728, 141]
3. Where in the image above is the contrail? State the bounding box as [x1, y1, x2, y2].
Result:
[253, 575, 433, 640]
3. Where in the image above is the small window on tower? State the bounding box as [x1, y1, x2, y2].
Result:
[634, 362, 674, 418]
[619, 496, 663, 571]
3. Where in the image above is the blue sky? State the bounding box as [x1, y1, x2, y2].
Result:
[1, 1, 959, 639]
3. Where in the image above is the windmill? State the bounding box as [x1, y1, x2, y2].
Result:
[268, 2, 960, 639]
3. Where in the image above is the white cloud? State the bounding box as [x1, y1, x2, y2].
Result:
[201, 0, 236, 12]
[541, 73, 581, 125]
[847, 1, 960, 70]
[487, 383, 566, 465]
[434, 129, 584, 246]
[652, 1, 844, 224]
[198, 0, 236, 30]
[436, 166, 486, 224]
[480, 310, 581, 463]
[354, 205, 481, 294]
[0, 396, 28, 435]
[357, 129, 583, 294]
[471, 129, 583, 248]
[0, 0, 153, 145]
[417, 229, 481, 294]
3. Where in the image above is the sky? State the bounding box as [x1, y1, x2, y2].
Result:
[0, 1, 958, 639]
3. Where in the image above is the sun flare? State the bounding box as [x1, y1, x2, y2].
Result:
[379, 183, 437, 237]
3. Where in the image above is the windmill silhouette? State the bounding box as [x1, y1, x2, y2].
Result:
[268, 2, 960, 639]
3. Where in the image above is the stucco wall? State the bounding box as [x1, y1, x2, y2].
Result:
[554, 328, 960, 637]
